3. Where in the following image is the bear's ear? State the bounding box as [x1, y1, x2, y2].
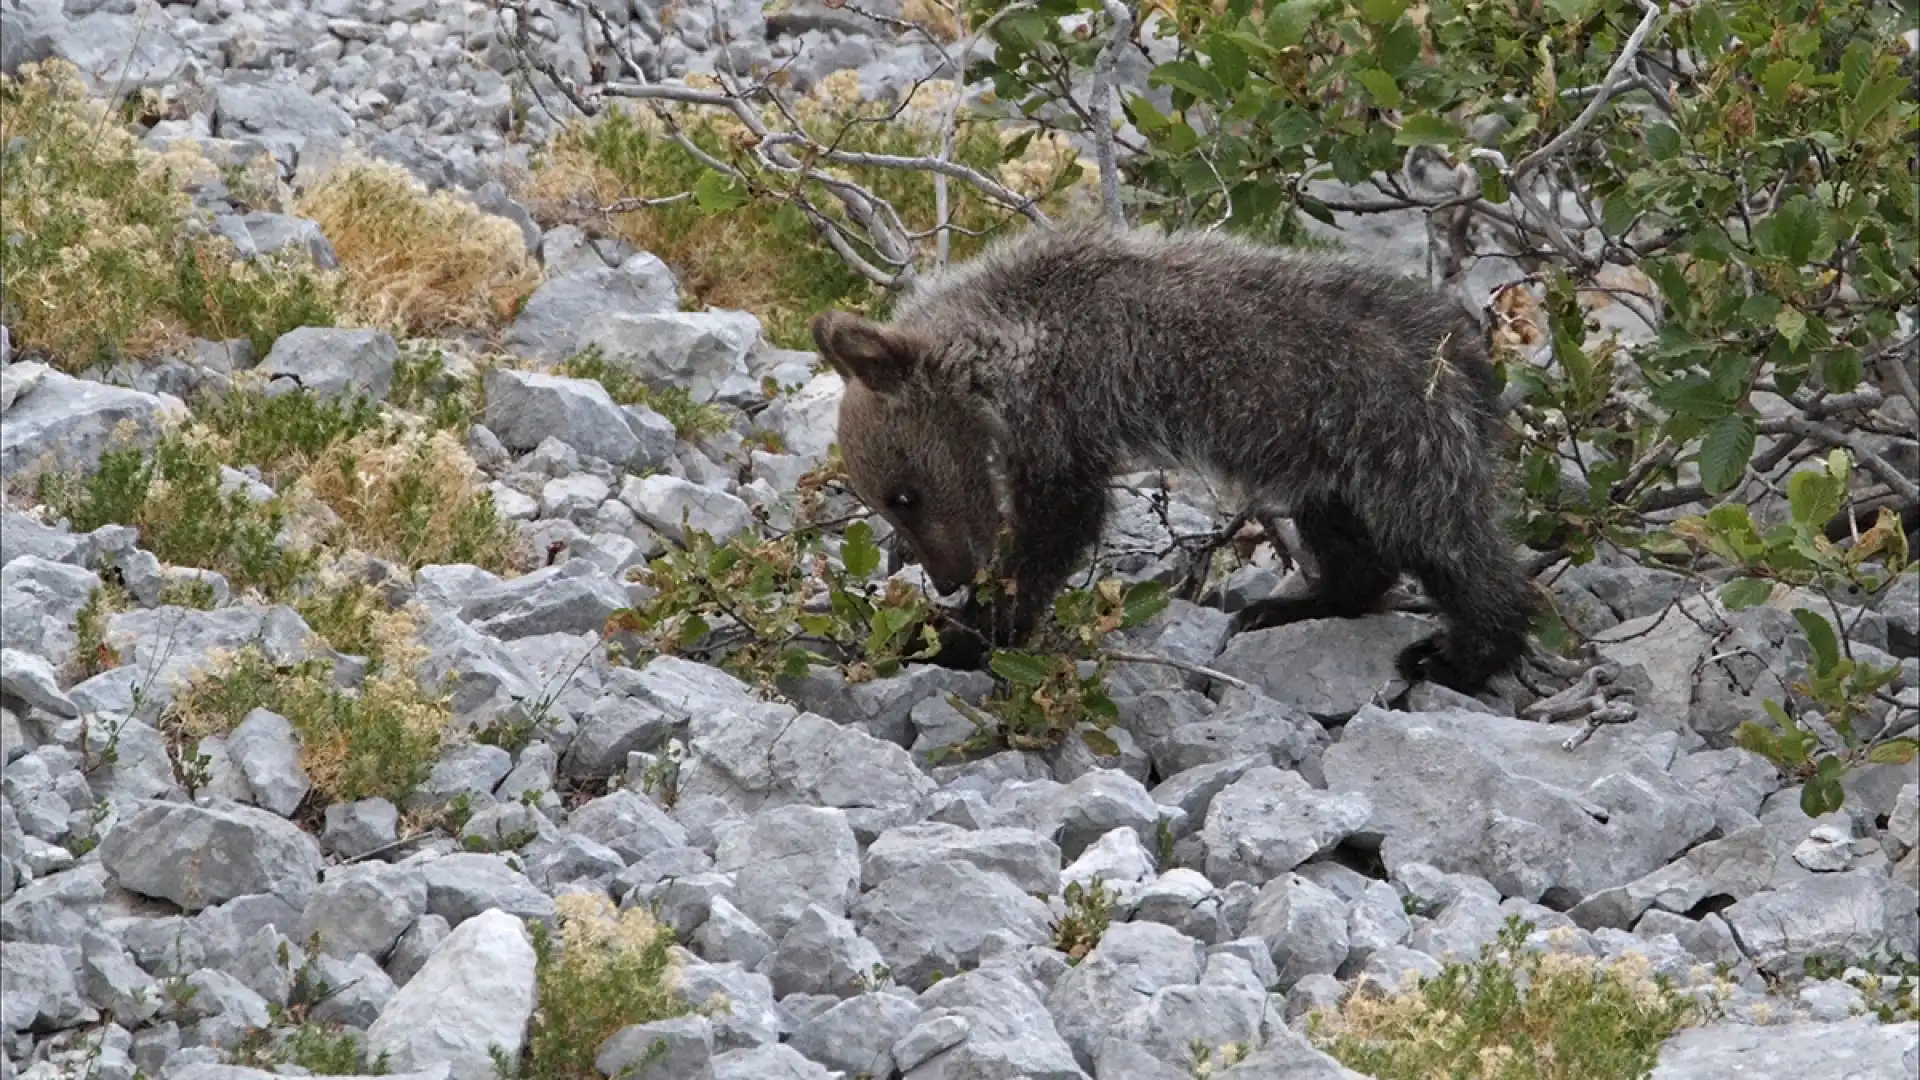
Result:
[811, 311, 920, 393]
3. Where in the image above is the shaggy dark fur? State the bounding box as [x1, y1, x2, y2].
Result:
[810, 222, 1538, 696]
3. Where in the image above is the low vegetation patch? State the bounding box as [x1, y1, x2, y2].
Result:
[296, 157, 541, 337]
[516, 71, 1091, 348]
[36, 384, 519, 621]
[0, 60, 338, 371]
[299, 424, 520, 575]
[557, 345, 732, 442]
[1308, 920, 1706, 1080]
[167, 625, 450, 808]
[38, 426, 315, 597]
[509, 892, 693, 1080]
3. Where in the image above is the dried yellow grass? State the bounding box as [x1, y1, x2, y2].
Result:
[296, 157, 541, 337]
[295, 423, 522, 574]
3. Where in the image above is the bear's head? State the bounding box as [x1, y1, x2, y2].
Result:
[810, 309, 1003, 596]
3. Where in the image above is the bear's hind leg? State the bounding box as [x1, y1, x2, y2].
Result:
[1230, 496, 1400, 634]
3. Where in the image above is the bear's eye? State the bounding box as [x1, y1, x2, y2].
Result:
[888, 490, 919, 512]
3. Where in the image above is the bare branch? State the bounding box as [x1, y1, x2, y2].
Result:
[1088, 0, 1135, 227]
[1511, 0, 1666, 183]
[1100, 650, 1255, 692]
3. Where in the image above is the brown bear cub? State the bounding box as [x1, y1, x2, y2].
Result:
[810, 222, 1538, 696]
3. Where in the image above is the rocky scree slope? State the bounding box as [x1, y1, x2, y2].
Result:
[2, 2, 1919, 1079]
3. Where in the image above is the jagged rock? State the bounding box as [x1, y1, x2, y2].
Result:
[1648, 1015, 1920, 1078]
[1322, 706, 1715, 904]
[751, 371, 841, 461]
[894, 966, 1084, 1078]
[0, 510, 91, 568]
[103, 605, 317, 704]
[715, 804, 860, 940]
[712, 1044, 837, 1080]
[861, 822, 1062, 896]
[1047, 920, 1206, 1066]
[1245, 872, 1350, 990]
[1200, 766, 1370, 885]
[98, 799, 322, 913]
[421, 854, 554, 926]
[595, 1016, 713, 1079]
[503, 262, 680, 364]
[460, 561, 630, 641]
[413, 612, 544, 726]
[0, 556, 100, 668]
[850, 860, 1052, 991]
[676, 961, 779, 1050]
[257, 327, 398, 400]
[365, 908, 538, 1080]
[1, 942, 91, 1034]
[302, 862, 429, 962]
[564, 788, 687, 863]
[787, 991, 919, 1077]
[483, 369, 643, 465]
[619, 473, 754, 545]
[0, 650, 76, 719]
[761, 903, 886, 999]
[562, 693, 676, 779]
[322, 798, 400, 858]
[0, 3, 188, 95]
[576, 309, 762, 404]
[1214, 613, 1434, 719]
[214, 212, 339, 269]
[1721, 870, 1918, 975]
[679, 701, 937, 837]
[225, 709, 309, 817]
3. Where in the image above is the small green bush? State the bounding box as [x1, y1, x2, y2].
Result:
[1309, 918, 1705, 1080]
[512, 892, 693, 1080]
[169, 639, 450, 808]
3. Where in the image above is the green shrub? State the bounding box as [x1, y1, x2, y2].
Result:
[169, 639, 450, 808]
[1308, 918, 1706, 1079]
[511, 892, 693, 1080]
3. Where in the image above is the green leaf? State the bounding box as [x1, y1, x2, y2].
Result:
[1148, 60, 1228, 102]
[1263, 0, 1317, 47]
[1392, 115, 1458, 146]
[1644, 123, 1680, 161]
[1718, 577, 1775, 611]
[1791, 608, 1841, 674]
[989, 650, 1054, 686]
[1774, 307, 1808, 348]
[1762, 195, 1827, 265]
[1818, 348, 1862, 394]
[1119, 581, 1171, 629]
[1205, 34, 1250, 93]
[1849, 74, 1910, 138]
[841, 520, 880, 579]
[1354, 68, 1401, 109]
[1866, 738, 1919, 765]
[1761, 59, 1803, 107]
[692, 172, 747, 212]
[1697, 414, 1756, 495]
[1801, 770, 1845, 818]
[677, 612, 710, 649]
[1358, 0, 1407, 26]
[1787, 470, 1845, 531]
[1379, 23, 1422, 73]
[1123, 93, 1169, 137]
[1080, 728, 1121, 757]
